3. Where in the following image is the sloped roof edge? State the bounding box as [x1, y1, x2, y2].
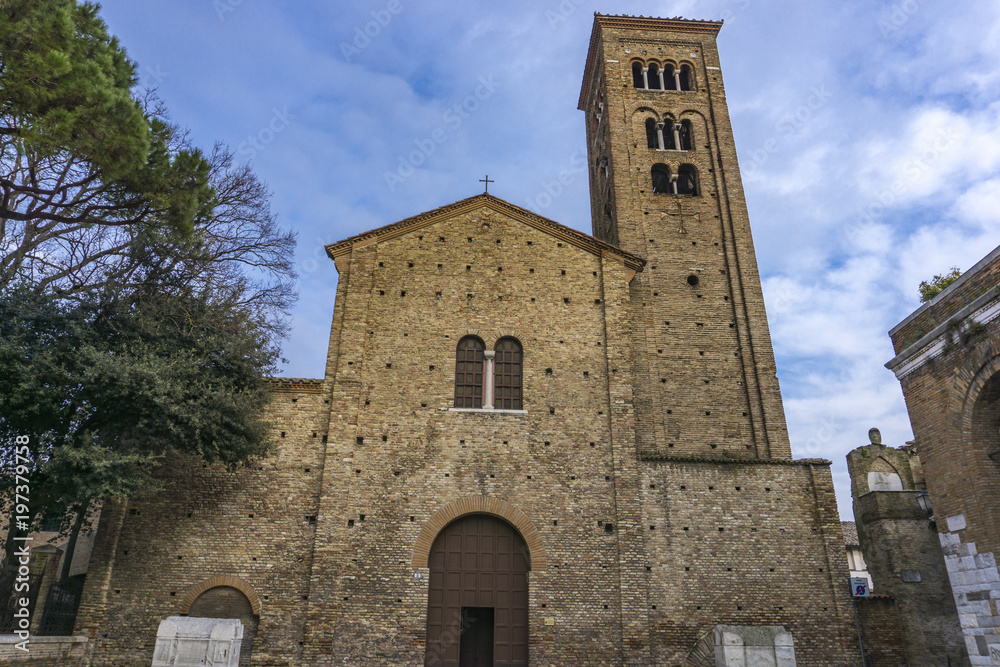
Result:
[324, 193, 645, 273]
[578, 13, 724, 110]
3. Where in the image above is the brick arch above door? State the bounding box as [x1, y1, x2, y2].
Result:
[411, 495, 547, 570]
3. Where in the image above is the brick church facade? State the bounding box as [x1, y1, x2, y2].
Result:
[61, 14, 863, 666]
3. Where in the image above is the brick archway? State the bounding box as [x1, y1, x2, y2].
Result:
[959, 353, 1000, 431]
[180, 575, 262, 616]
[412, 496, 546, 569]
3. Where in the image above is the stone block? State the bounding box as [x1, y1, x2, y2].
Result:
[941, 531, 961, 547]
[976, 553, 997, 569]
[152, 616, 243, 667]
[947, 514, 967, 532]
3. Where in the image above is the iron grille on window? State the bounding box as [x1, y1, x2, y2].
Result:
[454, 337, 485, 408]
[494, 338, 522, 410]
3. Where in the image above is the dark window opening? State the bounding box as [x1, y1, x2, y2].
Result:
[679, 64, 693, 91]
[677, 164, 699, 195]
[664, 64, 678, 91]
[645, 118, 658, 149]
[678, 120, 693, 151]
[651, 164, 672, 194]
[632, 61, 644, 89]
[647, 63, 662, 90]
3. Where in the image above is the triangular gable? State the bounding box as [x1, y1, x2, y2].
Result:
[324, 193, 645, 276]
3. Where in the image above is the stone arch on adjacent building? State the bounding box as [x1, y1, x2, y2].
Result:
[182, 576, 261, 667]
[960, 355, 1000, 542]
[868, 456, 904, 491]
[412, 495, 546, 569]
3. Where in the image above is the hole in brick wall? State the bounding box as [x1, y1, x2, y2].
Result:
[531, 298, 535, 302]
[590, 442, 595, 447]
[724, 296, 729, 301]
[382, 435, 388, 442]
[595, 299, 601, 304]
[445, 473, 450, 477]
[737, 606, 742, 610]
[584, 371, 589, 377]
[665, 321, 670, 326]
[312, 432, 317, 438]
[765, 487, 771, 492]
[667, 410, 672, 414]
[355, 470, 361, 475]
[710, 444, 717, 449]
[742, 412, 748, 416]
[598, 411, 603, 415]
[177, 556, 183, 560]
[281, 432, 286, 438]
[439, 237, 445, 242]
[435, 292, 442, 298]
[553, 520, 558, 526]
[605, 524, 614, 534]
[650, 484, 656, 489]
[561, 270, 566, 275]
[437, 264, 443, 269]
[605, 475, 610, 481]
[418, 236, 423, 240]
[379, 290, 385, 296]
[563, 298, 570, 303]
[593, 271, 598, 276]
[735, 486, 741, 491]
[646, 566, 652, 571]
[400, 291, 406, 297]
[687, 274, 699, 287]
[359, 514, 365, 521]
[348, 361, 353, 365]
[597, 342, 602, 347]
[460, 440, 465, 444]
[546, 368, 553, 374]
[680, 485, 686, 489]
[496, 240, 501, 245]
[705, 411, 711, 415]
[467, 293, 473, 299]
[410, 516, 415, 522]
[527, 475, 532, 479]
[305, 467, 311, 472]
[650, 525, 655, 530]
[692, 241, 697, 246]
[653, 292, 658, 296]
[658, 349, 662, 354]
[291, 398, 298, 403]
[557, 243, 563, 247]
[604, 605, 608, 609]
[730, 323, 735, 328]
[307, 516, 317, 524]
[325, 400, 329, 404]
[356, 437, 364, 445]
[549, 407, 555, 414]
[527, 241, 533, 245]
[708, 486, 714, 490]
[393, 471, 399, 476]
[421, 403, 427, 407]
[699, 351, 704, 356]
[378, 262, 384, 267]
[466, 265, 471, 271]
[570, 476, 576, 480]
[386, 363, 392, 368]
[489, 474, 495, 477]
[170, 591, 176, 596]
[770, 568, 775, 572]
[322, 435, 328, 443]
[685, 566, 690, 570]
[652, 605, 657, 610]
[468, 237, 472, 242]
[408, 262, 414, 268]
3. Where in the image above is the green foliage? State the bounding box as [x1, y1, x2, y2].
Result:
[918, 267, 962, 303]
[0, 286, 278, 533]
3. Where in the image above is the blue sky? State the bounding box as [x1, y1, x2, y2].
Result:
[94, 0, 1000, 518]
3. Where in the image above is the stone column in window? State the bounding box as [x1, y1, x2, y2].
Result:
[641, 67, 649, 90]
[673, 69, 682, 91]
[669, 174, 679, 195]
[672, 123, 683, 151]
[658, 68, 666, 90]
[483, 351, 496, 409]
[655, 122, 666, 151]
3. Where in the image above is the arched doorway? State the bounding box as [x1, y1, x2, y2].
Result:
[425, 514, 529, 666]
[188, 586, 259, 666]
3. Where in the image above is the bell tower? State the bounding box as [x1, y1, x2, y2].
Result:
[580, 14, 791, 459]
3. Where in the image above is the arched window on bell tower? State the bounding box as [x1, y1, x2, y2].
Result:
[677, 164, 699, 195]
[679, 64, 694, 91]
[651, 164, 672, 194]
[647, 63, 662, 90]
[632, 61, 644, 89]
[677, 120, 693, 151]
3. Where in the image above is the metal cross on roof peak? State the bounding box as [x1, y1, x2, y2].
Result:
[480, 175, 494, 193]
